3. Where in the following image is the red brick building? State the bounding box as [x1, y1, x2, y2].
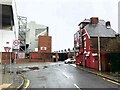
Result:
[74, 17, 119, 71]
[38, 36, 52, 53]
[29, 36, 52, 62]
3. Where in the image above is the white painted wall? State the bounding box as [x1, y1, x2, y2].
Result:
[0, 30, 14, 52]
[0, 0, 19, 63]
[12, 0, 19, 40]
[0, 0, 19, 51]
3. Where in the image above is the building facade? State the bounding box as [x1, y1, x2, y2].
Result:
[74, 17, 119, 71]
[27, 21, 49, 52]
[38, 36, 52, 53]
[0, 0, 18, 63]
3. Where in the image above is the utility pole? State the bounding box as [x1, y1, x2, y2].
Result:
[0, 30, 3, 84]
[98, 32, 101, 72]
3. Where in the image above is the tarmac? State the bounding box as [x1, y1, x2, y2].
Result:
[0, 63, 120, 89]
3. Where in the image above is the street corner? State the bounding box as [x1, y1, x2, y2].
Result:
[7, 74, 25, 89]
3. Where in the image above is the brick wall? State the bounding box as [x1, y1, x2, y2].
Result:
[38, 36, 52, 53]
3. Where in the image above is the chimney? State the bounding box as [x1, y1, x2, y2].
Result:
[46, 27, 49, 36]
[90, 17, 99, 24]
[106, 21, 111, 29]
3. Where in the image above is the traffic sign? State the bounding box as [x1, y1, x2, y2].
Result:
[13, 40, 20, 46]
[4, 47, 11, 52]
[13, 40, 20, 50]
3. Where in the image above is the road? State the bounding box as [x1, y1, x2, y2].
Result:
[5, 62, 120, 89]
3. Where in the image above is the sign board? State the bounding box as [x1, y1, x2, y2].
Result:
[74, 31, 82, 48]
[18, 52, 25, 59]
[12, 40, 20, 49]
[40, 47, 47, 50]
[35, 48, 38, 52]
[13, 40, 19, 46]
[4, 47, 11, 52]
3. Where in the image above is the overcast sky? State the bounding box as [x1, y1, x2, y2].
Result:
[16, 0, 119, 52]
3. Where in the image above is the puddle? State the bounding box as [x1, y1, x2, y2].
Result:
[16, 70, 27, 74]
[7, 71, 14, 73]
[7, 70, 27, 74]
[43, 66, 48, 69]
[27, 67, 39, 70]
[59, 64, 61, 66]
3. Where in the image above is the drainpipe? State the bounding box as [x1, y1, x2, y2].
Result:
[46, 27, 49, 36]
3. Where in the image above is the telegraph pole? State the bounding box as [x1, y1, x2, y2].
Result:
[98, 33, 101, 72]
[0, 30, 3, 84]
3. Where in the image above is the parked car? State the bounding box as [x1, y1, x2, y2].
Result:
[64, 58, 76, 64]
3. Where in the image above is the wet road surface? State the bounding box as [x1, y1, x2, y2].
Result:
[7, 62, 120, 89]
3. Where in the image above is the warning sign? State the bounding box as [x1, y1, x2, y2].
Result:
[4, 47, 11, 52]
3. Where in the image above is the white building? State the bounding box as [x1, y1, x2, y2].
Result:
[27, 21, 48, 52]
[0, 0, 18, 63]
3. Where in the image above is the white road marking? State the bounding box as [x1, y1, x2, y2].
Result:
[71, 64, 76, 67]
[74, 84, 81, 90]
[54, 68, 72, 79]
[62, 72, 70, 78]
[74, 84, 79, 88]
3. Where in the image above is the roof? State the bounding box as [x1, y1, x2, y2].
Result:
[84, 20, 116, 37]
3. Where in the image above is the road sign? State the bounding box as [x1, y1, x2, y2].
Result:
[4, 47, 11, 52]
[18, 52, 25, 59]
[13, 40, 20, 50]
[13, 40, 20, 46]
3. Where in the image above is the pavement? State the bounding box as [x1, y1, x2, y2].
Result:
[71, 64, 120, 85]
[0, 64, 25, 90]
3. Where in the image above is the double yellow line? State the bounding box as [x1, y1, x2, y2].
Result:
[102, 77, 120, 86]
[24, 79, 30, 88]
